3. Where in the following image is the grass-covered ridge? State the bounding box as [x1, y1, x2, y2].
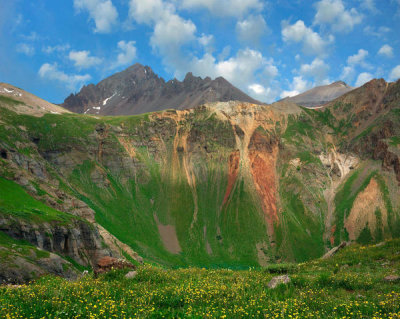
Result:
[0, 177, 77, 224]
[1, 239, 399, 318]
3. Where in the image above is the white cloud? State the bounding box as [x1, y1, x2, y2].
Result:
[314, 0, 362, 33]
[150, 14, 196, 53]
[378, 44, 394, 58]
[42, 44, 71, 54]
[189, 48, 277, 89]
[111, 41, 137, 69]
[363, 26, 390, 37]
[282, 20, 330, 56]
[299, 58, 330, 84]
[128, 0, 168, 25]
[198, 34, 214, 47]
[175, 0, 263, 17]
[249, 83, 266, 95]
[236, 15, 268, 46]
[360, 0, 378, 13]
[340, 66, 355, 82]
[16, 43, 35, 56]
[69, 50, 102, 69]
[347, 49, 368, 66]
[38, 63, 91, 90]
[355, 72, 373, 87]
[280, 76, 310, 98]
[74, 0, 118, 33]
[129, 0, 196, 74]
[248, 83, 277, 102]
[389, 65, 400, 81]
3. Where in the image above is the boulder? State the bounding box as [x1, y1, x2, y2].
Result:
[383, 275, 400, 282]
[125, 271, 137, 279]
[267, 275, 291, 289]
[94, 256, 135, 275]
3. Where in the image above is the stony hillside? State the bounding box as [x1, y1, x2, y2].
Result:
[0, 83, 70, 116]
[0, 79, 399, 276]
[279, 81, 354, 108]
[62, 64, 260, 115]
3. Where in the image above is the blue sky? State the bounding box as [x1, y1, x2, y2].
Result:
[0, 0, 399, 104]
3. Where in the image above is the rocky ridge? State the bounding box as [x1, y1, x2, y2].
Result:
[62, 64, 260, 115]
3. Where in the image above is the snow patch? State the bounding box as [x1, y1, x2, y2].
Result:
[103, 92, 117, 106]
[50, 111, 60, 114]
[93, 107, 101, 110]
[4, 88, 14, 93]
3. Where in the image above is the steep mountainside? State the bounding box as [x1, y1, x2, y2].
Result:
[62, 64, 260, 115]
[0, 79, 399, 275]
[280, 81, 354, 108]
[0, 83, 70, 116]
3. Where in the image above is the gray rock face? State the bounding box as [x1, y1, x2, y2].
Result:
[0, 215, 112, 267]
[267, 275, 291, 289]
[0, 252, 80, 284]
[62, 64, 261, 115]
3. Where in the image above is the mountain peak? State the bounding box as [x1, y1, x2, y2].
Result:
[332, 80, 350, 88]
[62, 65, 260, 115]
[279, 80, 354, 108]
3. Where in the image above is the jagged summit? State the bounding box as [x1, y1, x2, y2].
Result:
[62, 63, 260, 115]
[280, 80, 354, 108]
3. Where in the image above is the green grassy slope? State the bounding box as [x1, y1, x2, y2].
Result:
[0, 94, 399, 267]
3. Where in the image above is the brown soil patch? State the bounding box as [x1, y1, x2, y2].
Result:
[345, 178, 388, 241]
[249, 146, 279, 236]
[154, 214, 182, 254]
[222, 150, 240, 206]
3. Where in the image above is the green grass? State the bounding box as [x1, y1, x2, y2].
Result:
[0, 239, 399, 318]
[389, 136, 400, 146]
[0, 177, 77, 223]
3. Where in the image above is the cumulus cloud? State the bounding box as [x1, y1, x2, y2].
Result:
[389, 65, 400, 81]
[189, 49, 277, 89]
[314, 0, 363, 33]
[175, 0, 263, 17]
[38, 63, 91, 90]
[150, 14, 196, 54]
[299, 58, 330, 84]
[16, 43, 35, 56]
[236, 15, 269, 47]
[198, 34, 214, 48]
[347, 49, 369, 67]
[128, 0, 168, 25]
[129, 0, 196, 71]
[69, 50, 102, 69]
[282, 20, 331, 56]
[280, 76, 311, 98]
[74, 0, 118, 33]
[110, 41, 137, 69]
[355, 72, 373, 87]
[340, 65, 356, 82]
[378, 44, 394, 58]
